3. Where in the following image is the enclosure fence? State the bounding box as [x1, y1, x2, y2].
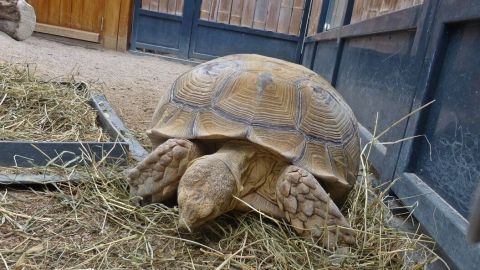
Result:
[302, 0, 480, 269]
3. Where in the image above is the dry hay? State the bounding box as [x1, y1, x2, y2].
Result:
[0, 155, 443, 269]
[0, 62, 443, 269]
[0, 62, 107, 142]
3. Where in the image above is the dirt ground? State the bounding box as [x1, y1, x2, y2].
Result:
[0, 34, 193, 268]
[0, 33, 448, 269]
[0, 32, 193, 132]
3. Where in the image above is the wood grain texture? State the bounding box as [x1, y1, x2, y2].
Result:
[200, 0, 211, 20]
[288, 0, 304, 35]
[31, 0, 50, 23]
[252, 0, 268, 29]
[59, 0, 72, 28]
[35, 22, 100, 42]
[103, 0, 120, 49]
[240, 0, 255, 27]
[277, 0, 293, 33]
[141, 0, 151, 10]
[307, 0, 322, 36]
[196, 0, 306, 33]
[209, 0, 219, 21]
[46, 0, 61, 26]
[327, 0, 346, 29]
[26, 0, 131, 51]
[167, 0, 176, 14]
[70, 0, 83, 29]
[82, 0, 95, 32]
[351, 0, 424, 23]
[265, 0, 281, 31]
[150, 0, 160, 12]
[116, 0, 132, 51]
[217, 0, 232, 23]
[229, 0, 243, 25]
[175, 0, 183, 15]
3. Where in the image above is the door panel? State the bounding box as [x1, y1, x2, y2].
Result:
[27, 0, 106, 34]
[131, 0, 310, 61]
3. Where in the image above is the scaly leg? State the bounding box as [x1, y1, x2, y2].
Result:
[276, 165, 355, 247]
[128, 138, 203, 204]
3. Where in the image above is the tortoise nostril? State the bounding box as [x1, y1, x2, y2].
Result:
[140, 195, 152, 206]
[131, 195, 142, 206]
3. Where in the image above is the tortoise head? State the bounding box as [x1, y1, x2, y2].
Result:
[177, 156, 238, 231]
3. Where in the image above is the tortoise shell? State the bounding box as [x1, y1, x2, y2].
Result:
[148, 54, 360, 203]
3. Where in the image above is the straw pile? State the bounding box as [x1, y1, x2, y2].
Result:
[0, 155, 442, 269]
[0, 63, 107, 142]
[0, 62, 442, 269]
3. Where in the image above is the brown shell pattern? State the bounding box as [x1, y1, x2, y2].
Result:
[148, 54, 360, 199]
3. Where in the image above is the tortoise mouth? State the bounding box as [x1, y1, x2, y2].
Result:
[129, 193, 153, 207]
[177, 217, 206, 233]
[178, 202, 216, 231]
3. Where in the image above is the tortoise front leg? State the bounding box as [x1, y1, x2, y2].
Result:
[276, 165, 355, 247]
[128, 139, 203, 205]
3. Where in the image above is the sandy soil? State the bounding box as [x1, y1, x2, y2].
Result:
[0, 32, 193, 131]
[0, 34, 193, 267]
[0, 33, 448, 269]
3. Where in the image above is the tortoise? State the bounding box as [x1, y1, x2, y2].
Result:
[128, 54, 360, 246]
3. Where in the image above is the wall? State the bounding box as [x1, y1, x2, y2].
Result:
[351, 0, 423, 23]
[302, 1, 480, 269]
[199, 0, 308, 35]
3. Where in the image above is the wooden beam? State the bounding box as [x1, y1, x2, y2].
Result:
[35, 22, 100, 42]
[116, 0, 133, 51]
[103, 0, 121, 50]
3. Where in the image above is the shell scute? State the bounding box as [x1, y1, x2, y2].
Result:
[149, 54, 360, 201]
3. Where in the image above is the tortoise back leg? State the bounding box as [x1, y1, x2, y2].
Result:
[128, 139, 203, 204]
[276, 165, 355, 247]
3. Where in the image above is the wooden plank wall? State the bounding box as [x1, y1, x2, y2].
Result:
[327, 0, 348, 30]
[307, 0, 323, 36]
[306, 0, 423, 36]
[351, 0, 424, 23]
[142, 0, 184, 15]
[199, 0, 307, 35]
[27, 0, 132, 51]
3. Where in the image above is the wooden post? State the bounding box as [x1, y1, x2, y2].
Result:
[295, 0, 312, 63]
[0, 0, 36, 40]
[117, 0, 133, 51]
[305, 0, 330, 69]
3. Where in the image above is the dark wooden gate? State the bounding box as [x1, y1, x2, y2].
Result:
[302, 0, 480, 269]
[130, 0, 312, 62]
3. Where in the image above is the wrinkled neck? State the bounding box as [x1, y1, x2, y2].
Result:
[209, 140, 284, 197]
[208, 141, 256, 191]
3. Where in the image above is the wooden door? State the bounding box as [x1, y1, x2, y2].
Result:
[27, 0, 105, 42]
[26, 0, 132, 51]
[131, 0, 311, 62]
